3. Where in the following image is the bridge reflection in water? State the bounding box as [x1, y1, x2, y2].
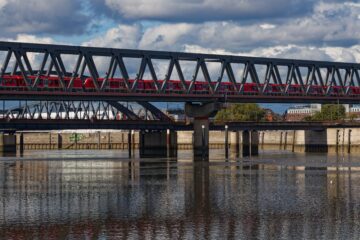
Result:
[0, 151, 359, 239]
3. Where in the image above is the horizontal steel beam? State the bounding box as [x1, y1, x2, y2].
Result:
[0, 91, 358, 103]
[0, 41, 358, 68]
[0, 119, 359, 131]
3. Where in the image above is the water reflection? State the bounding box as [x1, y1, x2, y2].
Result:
[0, 152, 359, 239]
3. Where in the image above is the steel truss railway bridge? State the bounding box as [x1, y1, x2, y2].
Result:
[0, 41, 360, 159]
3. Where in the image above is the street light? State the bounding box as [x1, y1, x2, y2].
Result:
[225, 125, 229, 159]
[201, 125, 205, 160]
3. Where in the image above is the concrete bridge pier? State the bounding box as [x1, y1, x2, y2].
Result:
[0, 133, 16, 154]
[241, 130, 259, 157]
[230, 131, 240, 158]
[57, 133, 62, 149]
[292, 130, 328, 153]
[139, 130, 177, 158]
[18, 133, 24, 155]
[185, 102, 222, 161]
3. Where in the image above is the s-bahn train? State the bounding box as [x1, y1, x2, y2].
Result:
[1, 75, 360, 96]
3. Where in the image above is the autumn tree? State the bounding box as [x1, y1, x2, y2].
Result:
[215, 103, 266, 122]
[304, 104, 345, 121]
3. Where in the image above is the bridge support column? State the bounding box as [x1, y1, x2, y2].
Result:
[230, 131, 240, 158]
[292, 130, 328, 153]
[241, 130, 259, 157]
[139, 130, 177, 158]
[128, 130, 132, 158]
[193, 118, 210, 161]
[57, 133, 62, 149]
[18, 133, 24, 155]
[185, 102, 222, 161]
[0, 133, 16, 154]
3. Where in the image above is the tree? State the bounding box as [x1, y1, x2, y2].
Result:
[215, 103, 266, 122]
[306, 104, 345, 121]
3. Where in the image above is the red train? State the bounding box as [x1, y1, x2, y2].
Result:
[1, 74, 360, 96]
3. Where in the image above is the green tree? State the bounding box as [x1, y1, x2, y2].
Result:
[215, 103, 266, 122]
[307, 104, 345, 121]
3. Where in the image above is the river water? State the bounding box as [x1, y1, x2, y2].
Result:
[0, 149, 359, 239]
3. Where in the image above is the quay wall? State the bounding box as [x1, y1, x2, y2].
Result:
[11, 128, 360, 153]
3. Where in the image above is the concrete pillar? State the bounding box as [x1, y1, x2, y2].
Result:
[292, 130, 296, 152]
[57, 133, 62, 149]
[230, 131, 240, 158]
[193, 118, 210, 160]
[108, 132, 111, 150]
[305, 130, 328, 153]
[167, 130, 178, 158]
[348, 129, 352, 154]
[292, 130, 328, 153]
[74, 133, 78, 149]
[185, 102, 222, 161]
[241, 130, 259, 157]
[19, 133, 24, 155]
[128, 130, 132, 158]
[0, 133, 16, 153]
[97, 131, 101, 149]
[139, 130, 177, 158]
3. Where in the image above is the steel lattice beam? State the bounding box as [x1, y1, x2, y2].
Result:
[0, 41, 360, 103]
[1, 101, 169, 122]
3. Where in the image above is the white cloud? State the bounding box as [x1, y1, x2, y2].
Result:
[83, 24, 141, 49]
[131, 1, 360, 51]
[260, 24, 276, 30]
[0, 0, 8, 9]
[2, 34, 56, 44]
[183, 44, 360, 64]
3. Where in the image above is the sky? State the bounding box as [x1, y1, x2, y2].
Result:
[1, 0, 360, 113]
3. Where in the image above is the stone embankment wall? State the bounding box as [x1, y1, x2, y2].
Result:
[260, 129, 358, 153]
[16, 131, 139, 150]
[5, 128, 359, 153]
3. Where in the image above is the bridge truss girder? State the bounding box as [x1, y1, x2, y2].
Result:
[0, 42, 359, 103]
[2, 100, 170, 122]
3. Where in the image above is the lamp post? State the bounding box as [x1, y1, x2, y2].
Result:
[201, 125, 205, 160]
[225, 125, 229, 159]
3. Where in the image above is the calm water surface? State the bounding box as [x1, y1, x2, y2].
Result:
[0, 149, 360, 239]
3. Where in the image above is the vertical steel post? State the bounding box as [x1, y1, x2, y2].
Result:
[284, 131, 288, 150]
[201, 125, 205, 161]
[166, 129, 170, 158]
[98, 131, 101, 149]
[128, 130, 132, 158]
[49, 132, 52, 149]
[75, 133, 78, 149]
[57, 133, 62, 149]
[336, 129, 340, 154]
[348, 129, 352, 154]
[292, 130, 296, 152]
[225, 125, 229, 159]
[108, 132, 111, 150]
[19, 132, 24, 155]
[249, 130, 252, 157]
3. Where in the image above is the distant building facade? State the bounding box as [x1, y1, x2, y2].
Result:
[284, 104, 321, 121]
[166, 109, 186, 122]
[284, 104, 360, 121]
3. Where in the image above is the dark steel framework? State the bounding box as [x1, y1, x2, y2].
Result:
[1, 101, 170, 121]
[0, 42, 360, 103]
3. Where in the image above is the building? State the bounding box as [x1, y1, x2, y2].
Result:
[166, 109, 186, 122]
[284, 104, 321, 121]
[285, 104, 360, 121]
